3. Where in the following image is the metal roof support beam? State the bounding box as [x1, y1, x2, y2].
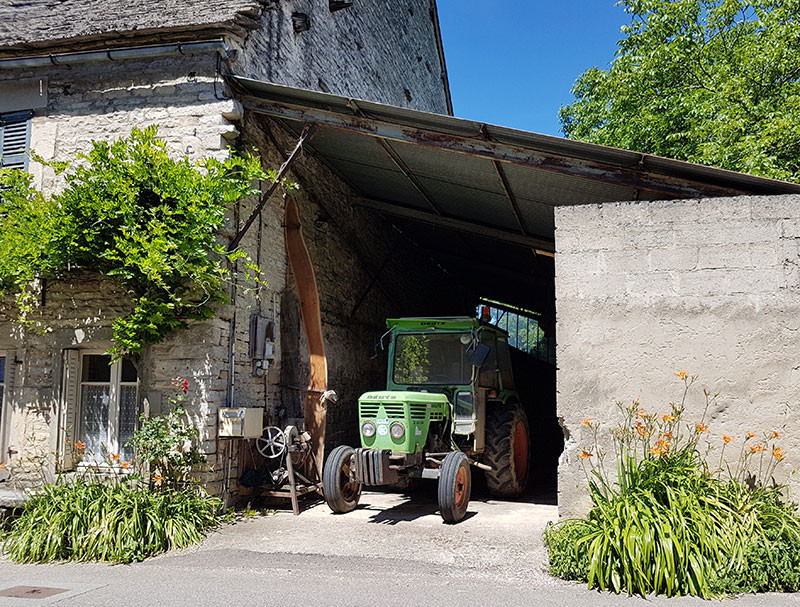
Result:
[228, 124, 317, 251]
[237, 93, 751, 199]
[377, 138, 443, 215]
[492, 160, 528, 235]
[355, 197, 554, 253]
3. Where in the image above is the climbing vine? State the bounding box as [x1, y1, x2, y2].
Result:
[0, 127, 291, 356]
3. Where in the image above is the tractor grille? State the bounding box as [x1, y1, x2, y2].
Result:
[359, 404, 380, 418]
[382, 404, 406, 419]
[410, 403, 444, 422]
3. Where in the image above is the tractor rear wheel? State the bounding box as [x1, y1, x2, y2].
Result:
[484, 402, 530, 498]
[323, 445, 361, 513]
[438, 451, 471, 523]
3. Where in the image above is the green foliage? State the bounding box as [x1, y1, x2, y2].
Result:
[543, 520, 592, 582]
[560, 0, 800, 181]
[0, 127, 282, 355]
[129, 377, 205, 489]
[2, 480, 221, 563]
[546, 375, 800, 598]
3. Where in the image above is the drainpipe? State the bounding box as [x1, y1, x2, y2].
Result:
[0, 40, 234, 70]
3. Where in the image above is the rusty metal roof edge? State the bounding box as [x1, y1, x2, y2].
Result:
[230, 76, 800, 197]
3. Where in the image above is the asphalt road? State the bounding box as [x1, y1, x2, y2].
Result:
[1, 489, 799, 607]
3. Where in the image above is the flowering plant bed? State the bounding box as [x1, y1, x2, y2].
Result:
[545, 373, 800, 598]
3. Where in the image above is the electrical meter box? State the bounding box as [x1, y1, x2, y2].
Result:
[218, 407, 263, 439]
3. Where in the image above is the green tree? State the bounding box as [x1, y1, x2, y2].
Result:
[560, 0, 800, 182]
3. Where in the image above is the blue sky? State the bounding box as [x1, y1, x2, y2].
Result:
[436, 1, 629, 136]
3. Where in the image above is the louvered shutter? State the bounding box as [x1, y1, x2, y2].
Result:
[59, 349, 80, 471]
[0, 111, 32, 171]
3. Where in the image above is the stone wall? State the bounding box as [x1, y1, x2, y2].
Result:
[555, 194, 800, 517]
[235, 0, 450, 113]
[242, 114, 470, 454]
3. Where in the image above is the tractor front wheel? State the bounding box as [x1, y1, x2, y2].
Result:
[323, 445, 361, 513]
[438, 451, 471, 523]
[484, 402, 530, 498]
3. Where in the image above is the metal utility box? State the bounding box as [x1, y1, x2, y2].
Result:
[218, 407, 264, 439]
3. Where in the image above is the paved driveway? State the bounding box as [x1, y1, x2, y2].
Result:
[0, 489, 798, 606]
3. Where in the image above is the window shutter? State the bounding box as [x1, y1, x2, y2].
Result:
[0, 111, 32, 171]
[59, 349, 80, 471]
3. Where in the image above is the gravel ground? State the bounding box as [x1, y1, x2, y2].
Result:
[0, 489, 799, 606]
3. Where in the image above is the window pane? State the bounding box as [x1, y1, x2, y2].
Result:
[118, 385, 138, 461]
[393, 333, 472, 385]
[79, 385, 109, 461]
[0, 356, 5, 383]
[82, 355, 111, 382]
[120, 358, 137, 383]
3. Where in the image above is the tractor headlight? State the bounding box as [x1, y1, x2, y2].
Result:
[390, 422, 406, 439]
[361, 421, 377, 438]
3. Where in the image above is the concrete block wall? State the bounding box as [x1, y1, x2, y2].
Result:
[555, 194, 800, 517]
[235, 0, 450, 113]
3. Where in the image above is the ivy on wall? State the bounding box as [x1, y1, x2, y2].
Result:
[0, 127, 288, 356]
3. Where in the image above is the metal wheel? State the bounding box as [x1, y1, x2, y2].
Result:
[256, 426, 287, 459]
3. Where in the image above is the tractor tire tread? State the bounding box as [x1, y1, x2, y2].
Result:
[483, 402, 529, 498]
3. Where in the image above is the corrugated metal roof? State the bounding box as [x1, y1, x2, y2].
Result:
[229, 76, 800, 311]
[232, 75, 800, 253]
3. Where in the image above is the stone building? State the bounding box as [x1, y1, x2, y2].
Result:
[0, 0, 457, 500]
[3, 0, 800, 517]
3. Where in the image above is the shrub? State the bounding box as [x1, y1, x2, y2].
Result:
[3, 480, 221, 563]
[546, 373, 800, 598]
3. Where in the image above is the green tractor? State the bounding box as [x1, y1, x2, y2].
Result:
[322, 316, 530, 523]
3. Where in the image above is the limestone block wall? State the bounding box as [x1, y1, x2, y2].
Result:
[0, 53, 244, 487]
[235, 0, 450, 113]
[555, 194, 800, 517]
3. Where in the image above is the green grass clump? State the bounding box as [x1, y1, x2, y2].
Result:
[3, 480, 221, 563]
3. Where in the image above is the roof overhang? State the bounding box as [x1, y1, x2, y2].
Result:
[229, 76, 800, 311]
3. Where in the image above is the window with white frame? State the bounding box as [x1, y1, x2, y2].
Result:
[76, 354, 138, 463]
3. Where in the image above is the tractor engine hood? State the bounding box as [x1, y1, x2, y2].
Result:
[358, 391, 449, 453]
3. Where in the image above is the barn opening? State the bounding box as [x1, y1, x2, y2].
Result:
[231, 76, 800, 506]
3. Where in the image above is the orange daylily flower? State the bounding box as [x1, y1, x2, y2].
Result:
[0, 462, 6, 470]
[636, 422, 650, 438]
[111, 453, 121, 462]
[722, 435, 734, 444]
[74, 441, 86, 451]
[674, 371, 688, 380]
[121, 461, 131, 469]
[578, 450, 593, 460]
[746, 432, 756, 440]
[663, 431, 673, 439]
[581, 418, 594, 426]
[773, 447, 785, 461]
[770, 431, 781, 439]
[662, 414, 676, 423]
[635, 409, 648, 418]
[695, 422, 709, 434]
[153, 474, 165, 484]
[749, 444, 766, 454]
